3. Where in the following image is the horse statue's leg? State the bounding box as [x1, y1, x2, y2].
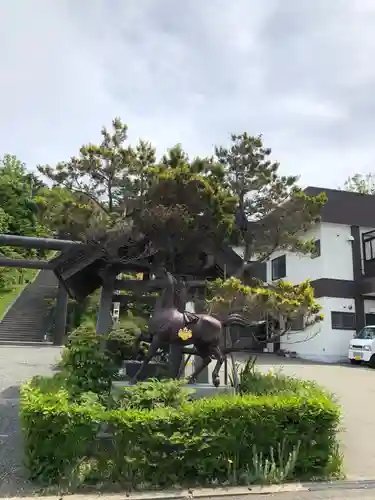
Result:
[131, 335, 162, 384]
[169, 343, 184, 379]
[187, 344, 224, 387]
[210, 345, 225, 387]
[187, 349, 212, 385]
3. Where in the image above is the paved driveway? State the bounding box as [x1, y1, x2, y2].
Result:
[253, 355, 373, 480]
[0, 345, 61, 497]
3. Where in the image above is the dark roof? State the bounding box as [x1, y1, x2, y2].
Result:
[304, 186, 375, 227]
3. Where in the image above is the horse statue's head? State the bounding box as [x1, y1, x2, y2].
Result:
[155, 267, 177, 286]
[152, 267, 178, 310]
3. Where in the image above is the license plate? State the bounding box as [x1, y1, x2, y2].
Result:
[354, 356, 361, 360]
[353, 351, 362, 360]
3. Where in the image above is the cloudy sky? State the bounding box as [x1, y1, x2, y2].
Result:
[1, 0, 375, 188]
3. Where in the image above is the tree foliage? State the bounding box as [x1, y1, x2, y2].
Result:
[342, 173, 375, 195]
[0, 208, 11, 233]
[35, 121, 326, 268]
[135, 147, 237, 261]
[33, 187, 110, 241]
[37, 118, 134, 214]
[0, 154, 49, 290]
[207, 276, 323, 339]
[0, 154, 46, 238]
[0, 119, 327, 341]
[215, 133, 326, 261]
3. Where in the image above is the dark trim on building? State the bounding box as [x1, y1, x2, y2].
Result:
[242, 261, 267, 283]
[362, 295, 375, 301]
[351, 225, 365, 333]
[311, 278, 357, 299]
[359, 278, 375, 295]
[246, 186, 375, 240]
[304, 186, 375, 227]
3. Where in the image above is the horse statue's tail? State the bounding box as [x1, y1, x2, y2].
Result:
[222, 313, 252, 328]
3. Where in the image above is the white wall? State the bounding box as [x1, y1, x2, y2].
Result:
[265, 225, 322, 284]
[281, 297, 355, 362]
[364, 299, 375, 315]
[236, 222, 373, 284]
[232, 246, 245, 259]
[320, 223, 354, 281]
[265, 222, 356, 283]
[234, 223, 366, 362]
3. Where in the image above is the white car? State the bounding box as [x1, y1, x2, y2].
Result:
[348, 325, 375, 368]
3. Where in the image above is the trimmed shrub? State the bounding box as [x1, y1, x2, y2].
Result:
[60, 325, 116, 397]
[20, 378, 342, 488]
[106, 319, 147, 367]
[114, 379, 193, 410]
[106, 317, 169, 372]
[239, 361, 331, 399]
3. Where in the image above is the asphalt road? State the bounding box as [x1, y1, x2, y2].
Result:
[206, 490, 375, 500]
[0, 345, 61, 497]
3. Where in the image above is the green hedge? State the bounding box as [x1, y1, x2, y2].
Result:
[20, 379, 341, 488]
[239, 366, 335, 399]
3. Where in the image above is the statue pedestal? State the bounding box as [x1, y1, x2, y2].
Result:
[118, 360, 167, 381]
[185, 383, 235, 399]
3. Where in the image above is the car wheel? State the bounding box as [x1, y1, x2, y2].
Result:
[369, 355, 375, 369]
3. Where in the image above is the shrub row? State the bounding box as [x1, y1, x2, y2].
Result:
[20, 378, 341, 488]
[239, 365, 335, 399]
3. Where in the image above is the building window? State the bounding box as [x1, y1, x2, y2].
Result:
[364, 238, 375, 261]
[331, 311, 356, 330]
[311, 239, 321, 259]
[271, 255, 286, 280]
[291, 314, 304, 331]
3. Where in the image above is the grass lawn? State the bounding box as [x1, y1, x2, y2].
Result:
[0, 270, 39, 320]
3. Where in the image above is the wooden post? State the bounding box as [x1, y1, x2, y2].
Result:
[96, 272, 116, 335]
[53, 282, 69, 345]
[224, 326, 228, 385]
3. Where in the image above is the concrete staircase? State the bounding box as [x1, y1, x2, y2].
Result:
[0, 270, 58, 343]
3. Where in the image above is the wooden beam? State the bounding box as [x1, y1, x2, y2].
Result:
[112, 294, 155, 306]
[0, 257, 52, 269]
[52, 283, 69, 345]
[114, 278, 207, 292]
[97, 272, 117, 335]
[0, 234, 83, 251]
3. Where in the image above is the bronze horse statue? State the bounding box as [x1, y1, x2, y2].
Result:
[132, 269, 250, 386]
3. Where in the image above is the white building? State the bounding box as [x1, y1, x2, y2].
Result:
[244, 187, 375, 363]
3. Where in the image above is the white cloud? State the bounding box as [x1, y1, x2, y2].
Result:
[0, 0, 375, 188]
[278, 95, 347, 121]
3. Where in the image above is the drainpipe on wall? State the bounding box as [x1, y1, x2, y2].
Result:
[351, 225, 365, 333]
